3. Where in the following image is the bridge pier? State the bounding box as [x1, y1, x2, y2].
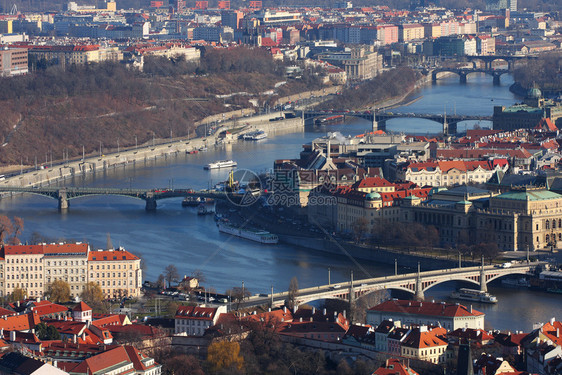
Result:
[145, 197, 157, 211]
[493, 74, 501, 86]
[459, 73, 467, 84]
[431, 72, 437, 83]
[480, 258, 487, 292]
[414, 262, 424, 301]
[58, 189, 69, 211]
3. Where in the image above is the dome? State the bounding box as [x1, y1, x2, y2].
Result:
[366, 192, 382, 201]
[527, 87, 542, 99]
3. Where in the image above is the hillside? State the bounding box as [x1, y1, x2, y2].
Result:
[0, 48, 324, 168]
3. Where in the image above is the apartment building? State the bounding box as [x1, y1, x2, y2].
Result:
[88, 248, 142, 299]
[44, 243, 89, 298]
[28, 44, 122, 66]
[0, 47, 28, 77]
[0, 244, 142, 300]
[174, 305, 226, 335]
[2, 245, 45, 299]
[399, 24, 424, 42]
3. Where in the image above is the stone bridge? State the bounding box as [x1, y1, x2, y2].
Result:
[0, 186, 232, 211]
[432, 68, 511, 85]
[244, 262, 543, 308]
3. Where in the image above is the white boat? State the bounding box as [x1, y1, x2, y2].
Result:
[217, 221, 278, 244]
[204, 160, 237, 170]
[450, 288, 497, 304]
[243, 130, 268, 141]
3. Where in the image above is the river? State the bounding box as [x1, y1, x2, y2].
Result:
[1, 72, 560, 331]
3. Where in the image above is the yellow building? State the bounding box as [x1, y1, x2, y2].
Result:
[29, 45, 122, 66]
[399, 24, 425, 42]
[44, 243, 89, 299]
[88, 248, 142, 299]
[1, 245, 45, 298]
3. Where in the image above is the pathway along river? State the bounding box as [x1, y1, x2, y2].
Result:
[2, 73, 561, 331]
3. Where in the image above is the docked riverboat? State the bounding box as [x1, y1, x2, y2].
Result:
[217, 221, 278, 244]
[450, 288, 497, 304]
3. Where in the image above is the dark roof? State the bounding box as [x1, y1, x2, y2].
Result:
[457, 344, 474, 375]
[0, 352, 44, 374]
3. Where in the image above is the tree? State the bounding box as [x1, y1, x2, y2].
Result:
[206, 341, 244, 373]
[47, 280, 70, 303]
[286, 276, 299, 310]
[156, 274, 166, 290]
[191, 269, 206, 284]
[227, 287, 251, 310]
[10, 287, 26, 303]
[164, 355, 204, 375]
[11, 217, 24, 245]
[352, 217, 369, 243]
[80, 282, 104, 305]
[0, 215, 14, 244]
[164, 264, 179, 288]
[35, 323, 61, 340]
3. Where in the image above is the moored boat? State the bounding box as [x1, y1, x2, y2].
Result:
[217, 221, 278, 244]
[450, 288, 497, 304]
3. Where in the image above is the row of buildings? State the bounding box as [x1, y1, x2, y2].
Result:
[0, 243, 142, 300]
[171, 298, 562, 374]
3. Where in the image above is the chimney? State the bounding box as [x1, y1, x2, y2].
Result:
[557, 328, 560, 338]
[16, 301, 19, 308]
[268, 308, 271, 312]
[293, 306, 297, 314]
[82, 333, 86, 341]
[9, 330, 15, 342]
[470, 305, 473, 313]
[312, 307, 316, 315]
[283, 306, 287, 314]
[299, 317, 303, 322]
[343, 310, 346, 319]
[323, 308, 327, 316]
[36, 297, 40, 303]
[0, 328, 3, 337]
[73, 334, 77, 344]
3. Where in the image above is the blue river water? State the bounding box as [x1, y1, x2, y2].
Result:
[0, 73, 560, 331]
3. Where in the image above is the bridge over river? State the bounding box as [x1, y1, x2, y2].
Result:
[243, 262, 543, 309]
[302, 110, 492, 135]
[0, 186, 231, 211]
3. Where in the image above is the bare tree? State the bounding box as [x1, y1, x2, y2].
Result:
[286, 276, 299, 310]
[164, 264, 179, 288]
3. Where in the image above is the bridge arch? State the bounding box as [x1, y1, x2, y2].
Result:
[421, 276, 481, 293]
[296, 295, 350, 306]
[485, 271, 530, 284]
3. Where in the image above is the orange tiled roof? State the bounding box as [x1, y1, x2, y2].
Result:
[88, 249, 139, 262]
[369, 300, 484, 317]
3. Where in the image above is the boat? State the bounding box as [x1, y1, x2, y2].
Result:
[197, 204, 214, 215]
[182, 197, 201, 207]
[450, 288, 497, 304]
[501, 278, 530, 288]
[187, 150, 199, 154]
[198, 146, 208, 152]
[217, 221, 278, 244]
[248, 130, 268, 140]
[204, 160, 237, 170]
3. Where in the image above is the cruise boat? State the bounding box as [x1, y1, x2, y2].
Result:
[217, 221, 278, 244]
[242, 130, 268, 141]
[204, 160, 237, 170]
[450, 288, 497, 304]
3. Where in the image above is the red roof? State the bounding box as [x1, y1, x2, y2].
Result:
[88, 249, 139, 262]
[402, 327, 448, 349]
[72, 302, 92, 313]
[374, 359, 419, 375]
[369, 300, 484, 317]
[175, 305, 220, 321]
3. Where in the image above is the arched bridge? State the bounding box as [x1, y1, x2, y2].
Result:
[244, 262, 543, 308]
[302, 110, 491, 135]
[432, 68, 511, 85]
[0, 186, 231, 211]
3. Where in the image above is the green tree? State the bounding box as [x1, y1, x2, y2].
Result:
[47, 280, 70, 303]
[156, 274, 166, 290]
[206, 341, 244, 373]
[36, 323, 61, 340]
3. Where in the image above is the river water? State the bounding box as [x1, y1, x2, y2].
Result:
[1, 73, 561, 331]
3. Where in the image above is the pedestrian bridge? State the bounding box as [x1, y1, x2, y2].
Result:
[0, 186, 231, 211]
[246, 262, 543, 308]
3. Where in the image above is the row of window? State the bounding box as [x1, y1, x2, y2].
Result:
[91, 272, 134, 279]
[46, 260, 86, 266]
[91, 264, 134, 270]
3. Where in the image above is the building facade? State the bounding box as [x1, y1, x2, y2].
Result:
[88, 248, 142, 299]
[0, 48, 28, 77]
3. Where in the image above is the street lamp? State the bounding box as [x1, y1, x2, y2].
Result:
[328, 267, 331, 286]
[135, 135, 138, 150]
[242, 281, 245, 302]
